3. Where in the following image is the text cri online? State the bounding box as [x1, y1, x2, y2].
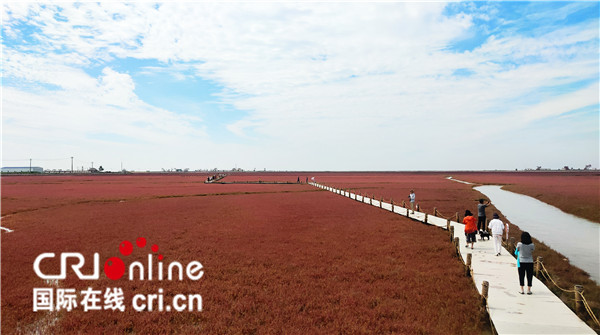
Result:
[133, 289, 202, 312]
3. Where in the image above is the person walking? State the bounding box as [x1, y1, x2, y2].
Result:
[488, 213, 504, 256]
[408, 190, 415, 214]
[516, 232, 535, 294]
[462, 210, 477, 249]
[477, 199, 491, 234]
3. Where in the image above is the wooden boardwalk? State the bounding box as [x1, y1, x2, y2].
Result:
[311, 183, 596, 335]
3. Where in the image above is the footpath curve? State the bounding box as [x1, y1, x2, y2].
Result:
[310, 182, 596, 335]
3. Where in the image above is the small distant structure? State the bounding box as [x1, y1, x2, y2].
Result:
[563, 166, 570, 171]
[1, 166, 43, 173]
[536, 166, 542, 171]
[584, 164, 592, 170]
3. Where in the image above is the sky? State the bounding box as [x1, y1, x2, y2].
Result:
[2, 1, 599, 172]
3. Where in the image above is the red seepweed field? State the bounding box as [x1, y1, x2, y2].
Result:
[1, 173, 490, 334]
[307, 171, 600, 331]
[307, 171, 600, 223]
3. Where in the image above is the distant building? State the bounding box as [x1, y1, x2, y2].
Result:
[1, 166, 44, 173]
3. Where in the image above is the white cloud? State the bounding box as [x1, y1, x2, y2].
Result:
[2, 2, 598, 170]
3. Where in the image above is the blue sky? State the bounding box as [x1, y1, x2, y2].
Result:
[2, 2, 598, 171]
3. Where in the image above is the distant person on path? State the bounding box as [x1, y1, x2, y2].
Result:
[297, 176, 300, 183]
[516, 232, 535, 295]
[477, 199, 491, 233]
[306, 177, 308, 184]
[489, 213, 505, 256]
[408, 190, 416, 213]
[463, 210, 477, 249]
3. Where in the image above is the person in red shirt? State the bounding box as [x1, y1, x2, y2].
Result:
[463, 210, 477, 249]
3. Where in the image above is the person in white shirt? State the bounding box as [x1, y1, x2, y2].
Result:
[488, 213, 505, 256]
[408, 190, 415, 214]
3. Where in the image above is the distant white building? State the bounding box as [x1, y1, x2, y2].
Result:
[1, 166, 44, 173]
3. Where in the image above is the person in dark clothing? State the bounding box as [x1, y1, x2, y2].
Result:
[477, 199, 491, 233]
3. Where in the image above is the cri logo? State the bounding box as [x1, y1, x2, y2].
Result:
[104, 237, 160, 280]
[33, 237, 203, 281]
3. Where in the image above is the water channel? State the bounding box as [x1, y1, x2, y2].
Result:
[474, 185, 600, 284]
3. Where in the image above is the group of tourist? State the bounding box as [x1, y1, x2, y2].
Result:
[297, 176, 315, 184]
[206, 173, 227, 183]
[461, 198, 536, 295]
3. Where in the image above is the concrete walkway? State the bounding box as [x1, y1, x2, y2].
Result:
[311, 183, 596, 335]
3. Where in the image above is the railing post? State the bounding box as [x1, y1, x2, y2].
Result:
[449, 226, 454, 241]
[434, 207, 437, 216]
[424, 213, 428, 223]
[391, 199, 394, 212]
[453, 237, 460, 255]
[416, 203, 420, 212]
[370, 195, 373, 205]
[380, 196, 383, 208]
[574, 285, 584, 317]
[446, 219, 450, 231]
[482, 281, 489, 306]
[402, 200, 406, 208]
[535, 256, 543, 279]
[509, 237, 515, 254]
[455, 212, 460, 223]
[466, 253, 472, 277]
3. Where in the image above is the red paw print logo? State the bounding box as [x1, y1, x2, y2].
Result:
[104, 237, 163, 280]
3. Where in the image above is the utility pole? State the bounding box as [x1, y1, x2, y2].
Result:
[29, 158, 32, 173]
[71, 157, 74, 173]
